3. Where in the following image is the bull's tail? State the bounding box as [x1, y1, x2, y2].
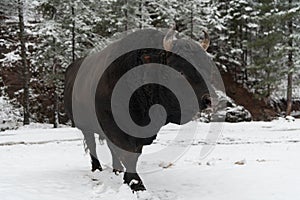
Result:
[83, 138, 88, 153]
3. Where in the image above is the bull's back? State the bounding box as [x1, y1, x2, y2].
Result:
[64, 58, 85, 122]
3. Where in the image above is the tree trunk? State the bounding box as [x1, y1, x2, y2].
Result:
[18, 0, 30, 125]
[244, 21, 248, 82]
[287, 73, 293, 116]
[52, 37, 59, 128]
[71, 6, 76, 127]
[53, 85, 59, 128]
[124, 0, 128, 31]
[286, 0, 293, 116]
[190, 3, 193, 39]
[72, 6, 75, 63]
[139, 0, 143, 29]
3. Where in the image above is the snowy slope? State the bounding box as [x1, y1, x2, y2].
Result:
[1, 119, 300, 200]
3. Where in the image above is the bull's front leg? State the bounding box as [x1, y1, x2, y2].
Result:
[83, 131, 103, 172]
[121, 146, 146, 191]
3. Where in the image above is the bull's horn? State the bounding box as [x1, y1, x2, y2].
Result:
[163, 24, 176, 51]
[200, 30, 210, 51]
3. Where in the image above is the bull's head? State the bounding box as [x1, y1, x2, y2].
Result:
[160, 25, 213, 123]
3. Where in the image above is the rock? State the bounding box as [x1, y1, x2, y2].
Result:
[194, 90, 252, 123]
[285, 115, 295, 122]
[225, 106, 252, 122]
[234, 159, 246, 165]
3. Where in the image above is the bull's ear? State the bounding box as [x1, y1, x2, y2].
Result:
[200, 30, 210, 51]
[163, 24, 176, 51]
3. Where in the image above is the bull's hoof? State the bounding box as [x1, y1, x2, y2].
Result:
[123, 172, 146, 191]
[112, 161, 124, 175]
[91, 165, 103, 172]
[113, 168, 123, 175]
[91, 160, 103, 172]
[130, 181, 146, 191]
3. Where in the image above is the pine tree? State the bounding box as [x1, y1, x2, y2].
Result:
[17, 0, 30, 125]
[275, 0, 300, 114]
[33, 0, 111, 126]
[0, 0, 38, 125]
[246, 0, 284, 99]
[146, 0, 177, 28]
[216, 0, 257, 82]
[0, 0, 299, 123]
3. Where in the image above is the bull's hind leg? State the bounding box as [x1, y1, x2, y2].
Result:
[107, 141, 124, 174]
[121, 146, 146, 191]
[83, 131, 103, 172]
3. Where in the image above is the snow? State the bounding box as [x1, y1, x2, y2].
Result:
[1, 119, 300, 200]
[0, 97, 22, 131]
[0, 51, 21, 63]
[244, 7, 253, 12]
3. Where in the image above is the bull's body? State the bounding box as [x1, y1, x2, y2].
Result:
[64, 29, 212, 191]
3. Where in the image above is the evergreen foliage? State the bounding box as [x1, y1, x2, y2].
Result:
[0, 0, 299, 124]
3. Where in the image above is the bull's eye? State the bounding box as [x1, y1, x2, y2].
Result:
[142, 55, 151, 63]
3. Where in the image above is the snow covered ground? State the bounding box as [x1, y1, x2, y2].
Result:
[1, 118, 300, 200]
[0, 97, 22, 131]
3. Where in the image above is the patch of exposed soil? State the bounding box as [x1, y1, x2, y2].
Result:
[221, 72, 277, 121]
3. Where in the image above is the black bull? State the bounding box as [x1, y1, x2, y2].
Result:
[64, 29, 215, 191]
